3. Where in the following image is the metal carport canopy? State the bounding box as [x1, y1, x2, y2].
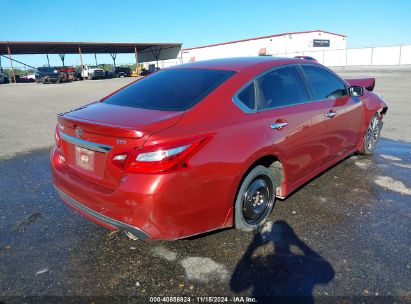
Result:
[0, 41, 182, 62]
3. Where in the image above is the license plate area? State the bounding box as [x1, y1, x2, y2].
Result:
[75, 146, 95, 171]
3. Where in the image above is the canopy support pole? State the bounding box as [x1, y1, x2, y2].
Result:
[78, 47, 84, 67]
[150, 46, 162, 68]
[94, 53, 98, 66]
[134, 46, 139, 75]
[7, 46, 16, 83]
[46, 54, 50, 67]
[110, 53, 117, 67]
[59, 54, 65, 66]
[78, 47, 84, 79]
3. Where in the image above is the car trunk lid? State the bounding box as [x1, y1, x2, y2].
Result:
[57, 102, 183, 189]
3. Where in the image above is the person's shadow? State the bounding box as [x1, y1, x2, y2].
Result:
[230, 220, 335, 303]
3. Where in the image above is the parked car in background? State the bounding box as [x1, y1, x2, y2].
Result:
[20, 74, 35, 83]
[113, 67, 131, 78]
[2, 76, 10, 84]
[11, 75, 22, 83]
[105, 70, 114, 79]
[35, 67, 61, 84]
[294, 56, 318, 62]
[81, 65, 105, 80]
[139, 68, 150, 76]
[140, 66, 160, 76]
[56, 67, 77, 81]
[130, 69, 140, 77]
[0, 67, 4, 84]
[51, 57, 388, 240]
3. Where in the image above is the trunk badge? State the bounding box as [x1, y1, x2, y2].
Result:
[75, 127, 83, 139]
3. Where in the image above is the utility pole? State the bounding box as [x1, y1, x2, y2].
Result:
[7, 46, 16, 83]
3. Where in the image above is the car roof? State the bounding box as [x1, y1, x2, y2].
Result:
[169, 56, 313, 72]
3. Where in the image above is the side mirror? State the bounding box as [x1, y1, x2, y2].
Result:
[349, 86, 364, 97]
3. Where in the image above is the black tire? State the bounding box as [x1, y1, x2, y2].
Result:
[234, 165, 276, 231]
[359, 113, 382, 155]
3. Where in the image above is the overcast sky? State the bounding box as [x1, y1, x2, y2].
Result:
[2, 0, 411, 68]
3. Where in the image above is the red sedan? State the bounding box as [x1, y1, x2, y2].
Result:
[51, 57, 388, 240]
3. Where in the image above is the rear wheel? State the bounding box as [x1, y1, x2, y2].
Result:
[359, 113, 382, 155]
[234, 165, 276, 231]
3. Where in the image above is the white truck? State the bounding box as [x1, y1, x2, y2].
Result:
[81, 65, 105, 80]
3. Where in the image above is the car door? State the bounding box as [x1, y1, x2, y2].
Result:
[300, 65, 364, 167]
[255, 65, 330, 185]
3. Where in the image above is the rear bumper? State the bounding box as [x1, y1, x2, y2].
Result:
[50, 146, 234, 240]
[54, 185, 150, 240]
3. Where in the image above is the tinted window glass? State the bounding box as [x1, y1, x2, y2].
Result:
[258, 66, 310, 109]
[38, 67, 55, 72]
[104, 69, 235, 111]
[302, 65, 347, 100]
[237, 83, 255, 110]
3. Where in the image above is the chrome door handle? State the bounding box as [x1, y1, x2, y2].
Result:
[271, 122, 288, 129]
[325, 111, 337, 118]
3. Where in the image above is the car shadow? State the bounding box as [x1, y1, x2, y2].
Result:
[230, 220, 335, 303]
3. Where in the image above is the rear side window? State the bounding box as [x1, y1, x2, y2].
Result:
[301, 65, 347, 100]
[236, 83, 256, 110]
[104, 69, 235, 111]
[258, 66, 310, 109]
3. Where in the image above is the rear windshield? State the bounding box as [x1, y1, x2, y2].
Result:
[104, 69, 236, 111]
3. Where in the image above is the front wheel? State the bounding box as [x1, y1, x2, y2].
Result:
[234, 165, 276, 231]
[359, 113, 382, 155]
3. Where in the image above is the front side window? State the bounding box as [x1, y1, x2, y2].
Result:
[257, 66, 310, 110]
[301, 65, 347, 100]
[104, 69, 235, 111]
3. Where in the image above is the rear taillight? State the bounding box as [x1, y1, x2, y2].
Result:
[124, 135, 212, 174]
[54, 125, 61, 147]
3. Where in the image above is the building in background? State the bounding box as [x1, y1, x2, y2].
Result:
[145, 30, 347, 69]
[182, 30, 346, 62]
